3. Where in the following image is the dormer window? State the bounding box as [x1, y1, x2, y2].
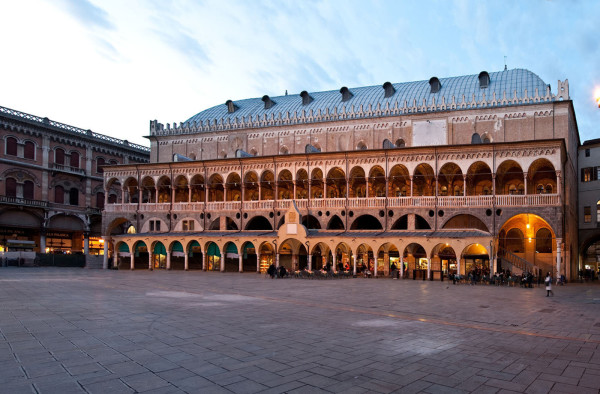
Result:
[225, 100, 238, 113]
[382, 82, 396, 98]
[300, 91, 313, 105]
[340, 86, 353, 102]
[478, 71, 490, 88]
[262, 95, 275, 109]
[429, 77, 441, 93]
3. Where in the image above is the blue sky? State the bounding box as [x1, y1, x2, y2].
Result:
[1, 0, 599, 145]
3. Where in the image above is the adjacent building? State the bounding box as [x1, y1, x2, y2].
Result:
[0, 105, 149, 260]
[102, 69, 579, 280]
[578, 138, 600, 277]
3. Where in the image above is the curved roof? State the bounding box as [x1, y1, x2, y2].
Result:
[172, 69, 552, 134]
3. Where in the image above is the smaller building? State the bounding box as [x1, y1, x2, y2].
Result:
[0, 105, 149, 260]
[579, 138, 600, 279]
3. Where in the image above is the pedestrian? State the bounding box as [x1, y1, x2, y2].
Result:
[544, 272, 554, 297]
[267, 263, 276, 278]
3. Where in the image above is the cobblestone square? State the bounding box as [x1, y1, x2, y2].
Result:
[1, 268, 600, 393]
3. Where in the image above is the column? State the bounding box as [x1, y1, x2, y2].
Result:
[523, 172, 528, 194]
[489, 241, 494, 275]
[83, 233, 89, 255]
[166, 251, 171, 270]
[556, 171, 562, 198]
[238, 254, 243, 272]
[138, 188, 143, 204]
[332, 253, 337, 271]
[365, 178, 369, 198]
[307, 254, 312, 271]
[184, 251, 189, 271]
[492, 174, 496, 195]
[292, 254, 297, 271]
[275, 253, 279, 268]
[556, 238, 562, 278]
[188, 185, 192, 202]
[400, 254, 404, 278]
[427, 258, 431, 280]
[293, 181, 296, 199]
[130, 252, 135, 270]
[463, 174, 467, 196]
[258, 184, 262, 200]
[256, 252, 260, 273]
[171, 185, 176, 203]
[323, 178, 327, 199]
[457, 258, 461, 277]
[148, 251, 153, 270]
[102, 239, 108, 269]
[112, 243, 117, 270]
[40, 232, 46, 253]
[410, 176, 413, 196]
[220, 254, 224, 272]
[155, 187, 159, 203]
[202, 252, 207, 271]
[104, 189, 109, 206]
[352, 253, 357, 276]
[121, 189, 126, 204]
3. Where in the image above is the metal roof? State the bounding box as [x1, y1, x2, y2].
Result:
[180, 68, 551, 132]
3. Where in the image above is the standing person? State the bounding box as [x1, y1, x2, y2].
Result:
[267, 263, 276, 279]
[544, 272, 554, 297]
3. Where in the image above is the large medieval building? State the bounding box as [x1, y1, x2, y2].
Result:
[102, 69, 579, 280]
[0, 106, 149, 260]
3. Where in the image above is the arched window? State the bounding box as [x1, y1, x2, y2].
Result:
[24, 141, 35, 159]
[471, 133, 482, 144]
[517, 184, 525, 195]
[69, 188, 79, 205]
[6, 137, 17, 156]
[357, 142, 367, 150]
[55, 185, 64, 204]
[5, 177, 17, 197]
[537, 184, 544, 194]
[96, 192, 105, 209]
[535, 228, 552, 253]
[108, 194, 117, 204]
[55, 148, 65, 165]
[545, 184, 553, 194]
[70, 151, 79, 168]
[97, 157, 105, 173]
[23, 180, 34, 200]
[395, 139, 405, 148]
[505, 228, 525, 253]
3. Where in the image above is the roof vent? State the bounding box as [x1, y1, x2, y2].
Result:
[382, 82, 396, 98]
[262, 95, 276, 109]
[225, 100, 238, 113]
[478, 71, 490, 89]
[429, 77, 442, 93]
[340, 86, 354, 102]
[300, 91, 313, 105]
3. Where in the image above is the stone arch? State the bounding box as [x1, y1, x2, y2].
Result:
[403, 243, 427, 278]
[430, 243, 457, 277]
[277, 169, 293, 200]
[326, 167, 346, 199]
[260, 170, 275, 200]
[225, 172, 242, 201]
[388, 164, 410, 197]
[528, 158, 556, 194]
[295, 168, 309, 199]
[310, 242, 332, 270]
[368, 165, 386, 197]
[327, 215, 345, 230]
[413, 163, 435, 196]
[141, 176, 156, 203]
[205, 241, 221, 271]
[243, 171, 259, 201]
[123, 177, 139, 203]
[173, 175, 189, 203]
[156, 175, 171, 203]
[190, 174, 205, 202]
[466, 161, 492, 195]
[349, 166, 366, 198]
[279, 238, 307, 270]
[442, 214, 489, 232]
[207, 173, 224, 202]
[496, 160, 524, 195]
[311, 168, 324, 199]
[301, 214, 321, 230]
[350, 214, 383, 230]
[245, 215, 273, 231]
[438, 162, 463, 196]
[223, 242, 239, 272]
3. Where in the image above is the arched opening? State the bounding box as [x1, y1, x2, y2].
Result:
[279, 239, 307, 271]
[471, 133, 482, 144]
[190, 175, 205, 202]
[415, 215, 431, 230]
[260, 170, 275, 200]
[115, 242, 131, 270]
[243, 171, 259, 201]
[133, 241, 148, 270]
[208, 174, 224, 202]
[388, 164, 410, 197]
[504, 228, 525, 253]
[241, 242, 256, 272]
[438, 163, 463, 196]
[295, 169, 308, 199]
[223, 242, 239, 272]
[259, 242, 274, 273]
[311, 168, 324, 199]
[187, 240, 202, 270]
[461, 243, 489, 278]
[141, 176, 156, 203]
[334, 243, 352, 272]
[413, 163, 435, 196]
[395, 139, 405, 148]
[173, 175, 189, 203]
[226, 173, 242, 201]
[156, 176, 171, 203]
[466, 161, 493, 195]
[277, 170, 293, 200]
[356, 244, 374, 274]
[6, 137, 17, 156]
[206, 242, 221, 271]
[403, 243, 427, 279]
[327, 167, 347, 199]
[431, 243, 457, 278]
[69, 188, 79, 206]
[152, 242, 167, 269]
[349, 166, 366, 198]
[301, 214, 321, 230]
[535, 228, 552, 253]
[245, 216, 273, 231]
[496, 160, 524, 195]
[369, 166, 386, 198]
[376, 243, 399, 277]
[124, 177, 139, 203]
[391, 215, 408, 230]
[311, 243, 331, 271]
[528, 159, 557, 195]
[327, 215, 345, 230]
[442, 214, 488, 232]
[170, 241, 185, 270]
[350, 215, 383, 230]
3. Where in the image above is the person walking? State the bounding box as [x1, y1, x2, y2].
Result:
[544, 272, 554, 297]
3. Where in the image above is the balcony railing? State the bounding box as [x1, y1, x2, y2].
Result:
[0, 195, 49, 208]
[102, 193, 561, 214]
[52, 163, 86, 175]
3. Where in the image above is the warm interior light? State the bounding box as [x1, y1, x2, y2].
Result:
[529, 237, 532, 243]
[526, 223, 530, 229]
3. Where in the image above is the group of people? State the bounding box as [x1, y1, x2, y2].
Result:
[266, 263, 287, 279]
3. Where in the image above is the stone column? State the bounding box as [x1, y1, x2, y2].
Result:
[323, 178, 327, 199]
[332, 253, 337, 271]
[256, 252, 260, 272]
[239, 254, 243, 272]
[155, 187, 159, 203]
[427, 258, 431, 280]
[102, 239, 108, 269]
[220, 254, 224, 272]
[112, 242, 117, 269]
[166, 251, 171, 270]
[148, 251, 153, 270]
[275, 253, 279, 268]
[83, 232, 89, 255]
[202, 252, 207, 271]
[307, 254, 312, 271]
[293, 181, 296, 200]
[258, 184, 262, 200]
[556, 171, 562, 197]
[352, 253, 357, 276]
[104, 189, 109, 206]
[400, 254, 404, 278]
[523, 172, 528, 195]
[492, 174, 496, 195]
[40, 232, 46, 253]
[188, 185, 192, 202]
[410, 176, 414, 196]
[556, 238, 562, 277]
[184, 252, 189, 271]
[463, 174, 467, 196]
[138, 188, 143, 204]
[130, 252, 135, 270]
